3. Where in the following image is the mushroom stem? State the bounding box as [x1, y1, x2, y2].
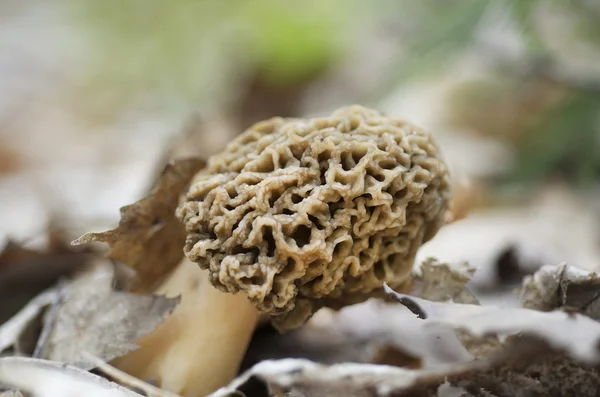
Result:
[111, 258, 261, 397]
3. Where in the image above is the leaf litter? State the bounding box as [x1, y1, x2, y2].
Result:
[2, 160, 600, 396]
[384, 284, 600, 364]
[35, 261, 179, 370]
[72, 158, 205, 293]
[241, 257, 477, 372]
[521, 262, 600, 317]
[0, 357, 143, 397]
[0, 164, 199, 394]
[0, 261, 178, 369]
[3, 216, 600, 397]
[217, 260, 600, 397]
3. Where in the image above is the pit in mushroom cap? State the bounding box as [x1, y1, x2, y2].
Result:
[176, 105, 451, 331]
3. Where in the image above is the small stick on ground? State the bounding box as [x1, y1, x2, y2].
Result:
[83, 353, 183, 397]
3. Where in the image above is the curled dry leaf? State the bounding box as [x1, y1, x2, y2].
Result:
[411, 259, 498, 359]
[72, 158, 205, 292]
[217, 269, 600, 396]
[383, 257, 482, 366]
[242, 299, 473, 371]
[521, 263, 600, 318]
[35, 261, 179, 370]
[384, 284, 600, 364]
[84, 353, 182, 397]
[243, 258, 477, 372]
[0, 357, 142, 397]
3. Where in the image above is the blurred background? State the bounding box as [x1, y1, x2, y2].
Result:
[1, 0, 600, 304]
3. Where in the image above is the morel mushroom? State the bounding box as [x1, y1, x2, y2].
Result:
[116, 105, 451, 396]
[179, 105, 451, 330]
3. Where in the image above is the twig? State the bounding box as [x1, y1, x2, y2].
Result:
[32, 280, 67, 358]
[82, 353, 183, 397]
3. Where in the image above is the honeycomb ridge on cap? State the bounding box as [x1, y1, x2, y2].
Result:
[177, 105, 451, 330]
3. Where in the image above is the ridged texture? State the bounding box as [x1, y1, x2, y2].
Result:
[177, 105, 451, 330]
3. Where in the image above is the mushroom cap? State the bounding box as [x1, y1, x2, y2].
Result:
[177, 105, 451, 331]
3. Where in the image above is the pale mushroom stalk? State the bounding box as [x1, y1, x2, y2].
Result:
[111, 259, 260, 397]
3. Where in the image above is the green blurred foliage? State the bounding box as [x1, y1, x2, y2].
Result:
[244, 0, 345, 85]
[410, 0, 600, 187]
[67, 0, 355, 110]
[511, 92, 600, 186]
[67, 0, 600, 187]
[368, 0, 492, 101]
[452, 74, 600, 187]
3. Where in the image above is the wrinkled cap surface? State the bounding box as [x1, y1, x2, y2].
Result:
[177, 105, 451, 330]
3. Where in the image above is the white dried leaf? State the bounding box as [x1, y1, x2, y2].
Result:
[385, 284, 600, 364]
[209, 358, 486, 397]
[217, 352, 600, 397]
[244, 299, 473, 370]
[411, 259, 494, 359]
[84, 353, 182, 397]
[521, 263, 600, 318]
[217, 273, 600, 396]
[245, 258, 478, 370]
[35, 262, 179, 369]
[0, 357, 142, 397]
[0, 289, 58, 354]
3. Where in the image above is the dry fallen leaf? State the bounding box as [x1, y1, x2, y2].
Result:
[413, 258, 479, 304]
[242, 258, 478, 372]
[209, 358, 488, 397]
[72, 158, 205, 292]
[242, 299, 473, 372]
[384, 284, 600, 364]
[231, 327, 600, 396]
[35, 261, 179, 369]
[412, 259, 501, 360]
[84, 353, 182, 397]
[521, 263, 600, 318]
[0, 357, 143, 397]
[236, 276, 600, 396]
